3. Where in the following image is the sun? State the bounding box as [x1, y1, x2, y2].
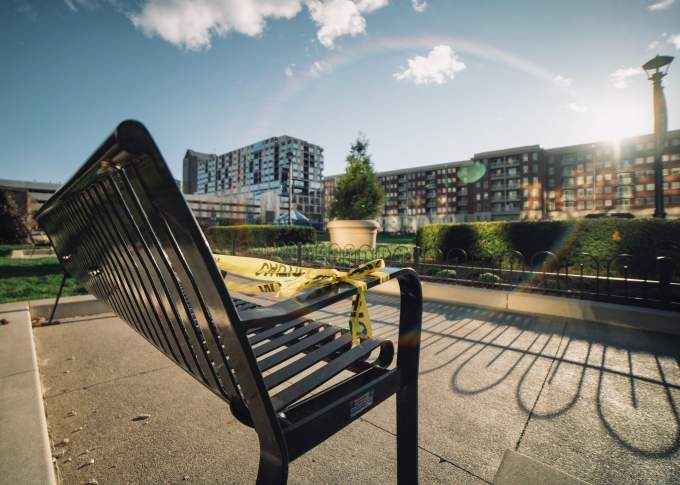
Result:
[591, 95, 652, 142]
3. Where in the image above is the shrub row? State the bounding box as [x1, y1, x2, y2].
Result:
[206, 225, 316, 250]
[416, 219, 680, 278]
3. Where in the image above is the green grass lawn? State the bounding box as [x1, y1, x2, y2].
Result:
[0, 245, 87, 304]
[315, 232, 415, 245]
[376, 233, 415, 245]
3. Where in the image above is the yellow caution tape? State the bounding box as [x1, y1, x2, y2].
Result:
[213, 254, 388, 344]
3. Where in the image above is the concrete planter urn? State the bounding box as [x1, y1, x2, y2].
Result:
[327, 219, 380, 249]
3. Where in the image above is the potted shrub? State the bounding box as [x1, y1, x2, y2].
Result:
[328, 135, 385, 249]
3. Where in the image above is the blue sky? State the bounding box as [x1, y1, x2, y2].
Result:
[1, 0, 679, 183]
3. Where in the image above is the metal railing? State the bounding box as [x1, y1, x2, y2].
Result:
[224, 241, 679, 312]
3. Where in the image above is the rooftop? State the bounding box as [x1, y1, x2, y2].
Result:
[473, 145, 542, 159]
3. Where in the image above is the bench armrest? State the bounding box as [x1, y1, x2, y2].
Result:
[237, 267, 417, 328]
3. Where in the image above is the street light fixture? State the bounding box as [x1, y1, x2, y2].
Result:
[642, 54, 674, 218]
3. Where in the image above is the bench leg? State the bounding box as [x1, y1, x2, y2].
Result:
[396, 271, 422, 485]
[47, 271, 68, 325]
[256, 447, 288, 485]
[397, 384, 418, 485]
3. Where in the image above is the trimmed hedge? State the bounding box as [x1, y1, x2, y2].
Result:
[416, 219, 680, 278]
[206, 225, 316, 250]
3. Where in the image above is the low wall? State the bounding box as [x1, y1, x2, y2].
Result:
[29, 295, 110, 323]
[372, 279, 680, 337]
[24, 283, 679, 337]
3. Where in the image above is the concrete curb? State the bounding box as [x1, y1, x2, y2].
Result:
[0, 302, 57, 485]
[29, 294, 110, 322]
[10, 249, 55, 259]
[21, 279, 680, 337]
[371, 279, 680, 336]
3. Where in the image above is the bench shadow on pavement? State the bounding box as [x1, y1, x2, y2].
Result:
[315, 292, 680, 460]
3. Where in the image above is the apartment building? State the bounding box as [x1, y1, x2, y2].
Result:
[182, 149, 213, 195]
[544, 131, 680, 218]
[466, 145, 544, 221]
[323, 161, 468, 232]
[183, 135, 324, 226]
[322, 129, 680, 232]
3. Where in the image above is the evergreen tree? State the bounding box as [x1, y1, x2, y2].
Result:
[330, 135, 385, 220]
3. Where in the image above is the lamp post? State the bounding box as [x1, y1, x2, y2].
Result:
[642, 54, 674, 218]
[285, 151, 294, 226]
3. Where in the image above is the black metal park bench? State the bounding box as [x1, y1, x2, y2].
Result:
[35, 120, 423, 484]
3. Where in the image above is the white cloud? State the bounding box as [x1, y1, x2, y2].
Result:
[568, 102, 588, 113]
[648, 0, 674, 10]
[64, 0, 97, 12]
[671, 33, 680, 49]
[129, 0, 388, 50]
[552, 75, 572, 88]
[284, 64, 295, 77]
[394, 45, 466, 85]
[308, 60, 331, 76]
[355, 0, 388, 13]
[648, 32, 672, 49]
[411, 0, 427, 13]
[130, 0, 303, 50]
[610, 67, 644, 89]
[307, 0, 388, 49]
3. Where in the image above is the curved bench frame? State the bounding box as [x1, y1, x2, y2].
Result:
[35, 120, 423, 484]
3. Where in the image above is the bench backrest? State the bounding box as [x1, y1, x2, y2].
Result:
[35, 121, 269, 416]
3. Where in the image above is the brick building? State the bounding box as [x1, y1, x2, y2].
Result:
[322, 129, 680, 232]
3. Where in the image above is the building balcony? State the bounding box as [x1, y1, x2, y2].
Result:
[491, 203, 520, 212]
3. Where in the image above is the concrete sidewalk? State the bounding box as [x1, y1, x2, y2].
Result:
[0, 302, 56, 485]
[34, 294, 680, 484]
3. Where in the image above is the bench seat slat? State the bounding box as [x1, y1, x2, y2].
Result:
[248, 317, 307, 345]
[253, 322, 324, 358]
[270, 338, 384, 411]
[263, 332, 352, 391]
[258, 326, 341, 373]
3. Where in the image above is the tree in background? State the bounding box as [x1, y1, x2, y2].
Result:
[329, 135, 385, 220]
[0, 189, 29, 244]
